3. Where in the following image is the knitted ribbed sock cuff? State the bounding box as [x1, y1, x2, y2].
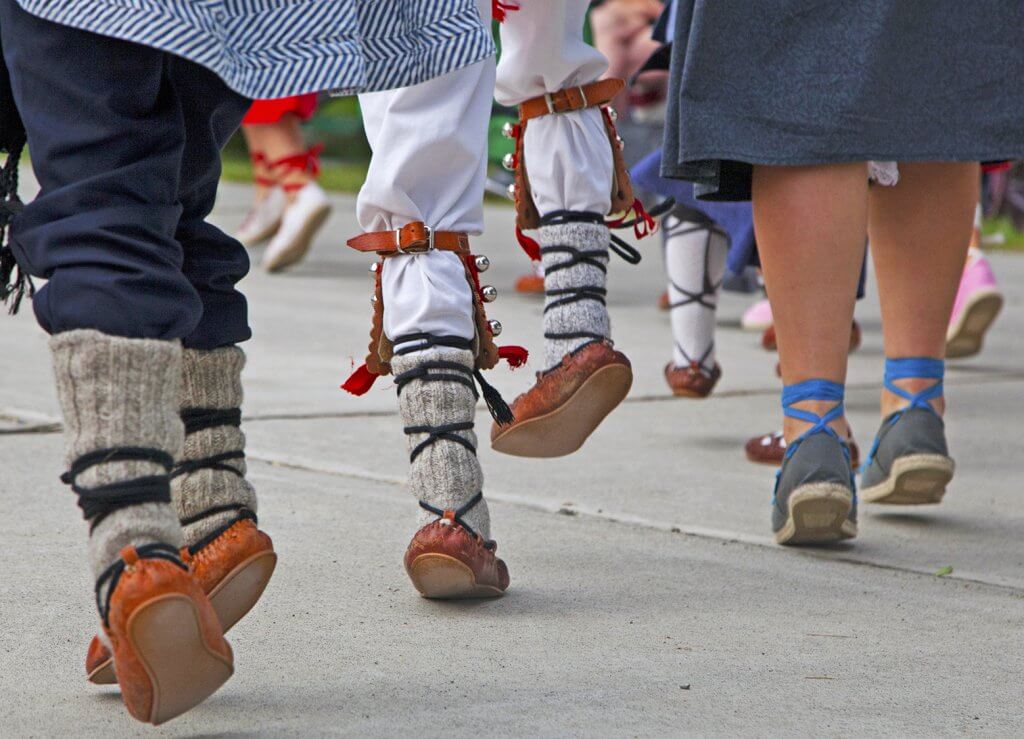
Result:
[391, 347, 490, 540]
[540, 221, 611, 371]
[49, 329, 184, 581]
[174, 346, 256, 548]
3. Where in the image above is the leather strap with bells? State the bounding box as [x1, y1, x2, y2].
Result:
[518, 78, 624, 121]
[347, 221, 470, 256]
[512, 79, 634, 231]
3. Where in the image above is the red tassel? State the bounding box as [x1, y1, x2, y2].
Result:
[630, 198, 657, 240]
[493, 0, 519, 22]
[499, 345, 529, 368]
[515, 227, 541, 261]
[341, 363, 378, 396]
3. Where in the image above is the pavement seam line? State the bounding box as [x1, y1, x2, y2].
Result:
[245, 449, 1024, 596]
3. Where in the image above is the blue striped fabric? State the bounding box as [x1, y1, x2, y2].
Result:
[14, 0, 495, 99]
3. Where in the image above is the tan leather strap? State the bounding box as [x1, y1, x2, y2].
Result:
[347, 221, 471, 255]
[518, 79, 624, 121]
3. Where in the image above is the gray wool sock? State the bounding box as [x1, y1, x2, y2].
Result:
[173, 346, 257, 548]
[49, 330, 184, 591]
[391, 347, 490, 540]
[540, 221, 611, 370]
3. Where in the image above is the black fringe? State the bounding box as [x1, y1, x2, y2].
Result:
[474, 369, 515, 426]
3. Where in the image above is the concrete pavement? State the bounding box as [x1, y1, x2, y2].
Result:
[2, 178, 1023, 736]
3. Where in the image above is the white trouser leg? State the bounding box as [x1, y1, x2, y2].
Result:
[357, 27, 494, 352]
[664, 215, 728, 371]
[495, 0, 612, 216]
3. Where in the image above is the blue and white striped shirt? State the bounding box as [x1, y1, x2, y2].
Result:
[15, 0, 495, 99]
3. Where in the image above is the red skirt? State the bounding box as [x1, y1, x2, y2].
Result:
[242, 94, 318, 126]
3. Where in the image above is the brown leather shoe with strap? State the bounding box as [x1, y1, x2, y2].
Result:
[491, 339, 632, 458]
[404, 493, 509, 598]
[97, 544, 233, 724]
[664, 361, 722, 398]
[87, 515, 275, 686]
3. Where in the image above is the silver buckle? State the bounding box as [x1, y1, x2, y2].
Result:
[578, 85, 588, 107]
[544, 92, 556, 115]
[394, 226, 435, 254]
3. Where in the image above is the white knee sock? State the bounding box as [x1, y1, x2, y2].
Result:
[664, 214, 728, 372]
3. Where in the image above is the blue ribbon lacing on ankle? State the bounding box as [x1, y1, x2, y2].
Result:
[861, 357, 944, 473]
[773, 379, 853, 504]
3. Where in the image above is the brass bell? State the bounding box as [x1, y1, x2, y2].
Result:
[475, 255, 491, 272]
[370, 293, 378, 304]
[488, 319, 502, 337]
[481, 285, 498, 302]
[506, 183, 516, 199]
[502, 153, 516, 171]
[501, 121, 517, 139]
[369, 262, 380, 274]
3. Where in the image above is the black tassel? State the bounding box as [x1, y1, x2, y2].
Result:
[474, 369, 515, 426]
[0, 199, 30, 315]
[0, 37, 29, 316]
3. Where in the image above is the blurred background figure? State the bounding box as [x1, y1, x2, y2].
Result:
[237, 95, 332, 272]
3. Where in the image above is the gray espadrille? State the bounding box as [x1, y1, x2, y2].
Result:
[860, 407, 954, 505]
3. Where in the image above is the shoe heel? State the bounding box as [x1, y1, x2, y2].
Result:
[861, 454, 954, 505]
[208, 550, 278, 632]
[126, 594, 233, 725]
[775, 483, 856, 545]
[407, 553, 504, 599]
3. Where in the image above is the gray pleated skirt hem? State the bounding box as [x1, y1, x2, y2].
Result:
[663, 0, 1024, 201]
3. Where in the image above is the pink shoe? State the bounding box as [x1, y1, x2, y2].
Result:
[947, 249, 1003, 359]
[741, 297, 772, 331]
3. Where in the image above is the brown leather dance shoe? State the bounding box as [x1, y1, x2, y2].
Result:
[87, 518, 275, 686]
[745, 429, 861, 468]
[491, 340, 632, 458]
[98, 544, 233, 724]
[664, 361, 722, 398]
[405, 518, 509, 599]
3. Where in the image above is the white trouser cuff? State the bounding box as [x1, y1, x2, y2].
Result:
[382, 251, 476, 354]
[524, 108, 613, 216]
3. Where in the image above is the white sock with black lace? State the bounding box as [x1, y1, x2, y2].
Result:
[664, 214, 728, 372]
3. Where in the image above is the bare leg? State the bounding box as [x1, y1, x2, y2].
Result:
[752, 163, 868, 442]
[256, 113, 310, 201]
[868, 162, 979, 417]
[240, 125, 274, 201]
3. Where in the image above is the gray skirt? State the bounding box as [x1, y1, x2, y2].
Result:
[661, 0, 1024, 200]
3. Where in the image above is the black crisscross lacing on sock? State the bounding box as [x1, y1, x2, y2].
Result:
[540, 210, 641, 264]
[537, 212, 615, 349]
[180, 407, 242, 435]
[173, 406, 254, 548]
[172, 406, 245, 480]
[61, 447, 175, 531]
[419, 491, 495, 549]
[392, 333, 513, 425]
[94, 542, 186, 627]
[665, 219, 725, 376]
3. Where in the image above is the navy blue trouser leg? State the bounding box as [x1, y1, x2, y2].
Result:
[167, 57, 252, 349]
[0, 1, 251, 347]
